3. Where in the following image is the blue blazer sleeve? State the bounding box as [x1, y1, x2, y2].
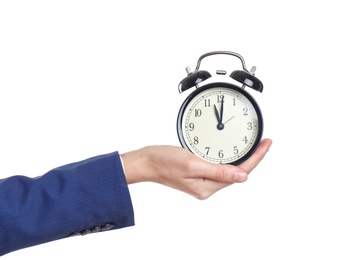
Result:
[0, 151, 135, 256]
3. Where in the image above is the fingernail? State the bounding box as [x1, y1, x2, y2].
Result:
[236, 171, 248, 179]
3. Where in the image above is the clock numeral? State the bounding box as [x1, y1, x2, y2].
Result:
[189, 123, 195, 131]
[243, 136, 248, 144]
[204, 99, 211, 107]
[233, 98, 236, 106]
[247, 122, 253, 130]
[204, 147, 224, 158]
[243, 107, 249, 115]
[193, 136, 199, 145]
[217, 95, 224, 103]
[233, 146, 239, 155]
[194, 109, 202, 117]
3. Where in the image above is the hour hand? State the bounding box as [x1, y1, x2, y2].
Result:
[214, 104, 221, 123]
[214, 104, 224, 130]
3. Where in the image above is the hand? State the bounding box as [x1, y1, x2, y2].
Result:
[121, 138, 272, 200]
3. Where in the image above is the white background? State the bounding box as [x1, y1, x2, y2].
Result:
[1, 1, 350, 259]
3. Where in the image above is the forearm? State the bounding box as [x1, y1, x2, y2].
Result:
[0, 151, 134, 256]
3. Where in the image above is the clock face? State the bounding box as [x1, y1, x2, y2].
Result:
[177, 82, 263, 165]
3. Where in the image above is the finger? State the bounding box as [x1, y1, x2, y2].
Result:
[191, 160, 248, 184]
[238, 138, 272, 174]
[213, 165, 248, 183]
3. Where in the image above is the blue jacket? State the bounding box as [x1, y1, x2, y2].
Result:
[0, 152, 135, 256]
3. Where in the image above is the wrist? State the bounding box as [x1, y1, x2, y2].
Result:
[120, 148, 151, 184]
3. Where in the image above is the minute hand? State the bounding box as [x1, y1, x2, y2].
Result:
[220, 96, 224, 122]
[214, 97, 224, 130]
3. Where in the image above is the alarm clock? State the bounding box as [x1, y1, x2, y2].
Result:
[176, 51, 264, 165]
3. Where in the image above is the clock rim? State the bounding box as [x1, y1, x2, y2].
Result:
[176, 82, 264, 166]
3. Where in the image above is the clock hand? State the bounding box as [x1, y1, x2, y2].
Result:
[214, 104, 220, 122]
[220, 95, 224, 123]
[223, 115, 235, 125]
[214, 104, 224, 130]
